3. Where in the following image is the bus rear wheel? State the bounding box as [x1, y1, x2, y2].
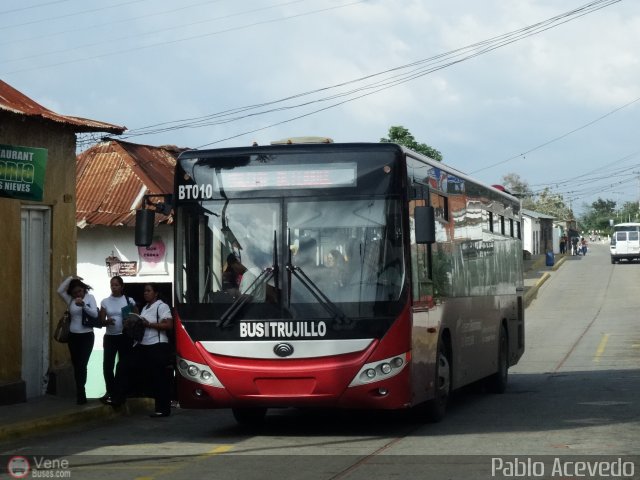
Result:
[486, 325, 508, 394]
[232, 407, 267, 426]
[423, 337, 451, 423]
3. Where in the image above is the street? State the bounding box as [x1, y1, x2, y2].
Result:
[2, 242, 639, 479]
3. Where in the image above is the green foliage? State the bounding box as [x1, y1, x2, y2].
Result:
[501, 174, 573, 219]
[381, 126, 443, 161]
[581, 197, 639, 232]
[534, 188, 573, 220]
[501, 173, 533, 198]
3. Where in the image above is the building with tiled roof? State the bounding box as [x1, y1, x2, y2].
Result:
[0, 80, 125, 404]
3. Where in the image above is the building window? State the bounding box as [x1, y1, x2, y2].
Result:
[430, 192, 449, 221]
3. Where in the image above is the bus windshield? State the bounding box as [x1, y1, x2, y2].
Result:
[176, 195, 405, 322]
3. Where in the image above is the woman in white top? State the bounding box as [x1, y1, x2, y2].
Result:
[57, 275, 99, 404]
[98, 276, 138, 402]
[109, 283, 173, 417]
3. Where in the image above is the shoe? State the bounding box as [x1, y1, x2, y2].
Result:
[104, 397, 123, 407]
[149, 412, 170, 418]
[99, 395, 111, 405]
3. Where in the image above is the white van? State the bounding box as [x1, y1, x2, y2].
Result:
[610, 222, 640, 263]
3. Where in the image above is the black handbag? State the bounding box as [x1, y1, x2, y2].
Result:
[81, 306, 101, 328]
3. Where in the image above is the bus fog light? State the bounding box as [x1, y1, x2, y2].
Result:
[380, 363, 392, 374]
[391, 357, 403, 368]
[187, 365, 199, 377]
[194, 388, 204, 397]
[378, 388, 388, 396]
[365, 368, 376, 379]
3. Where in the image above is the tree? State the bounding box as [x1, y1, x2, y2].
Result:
[617, 200, 640, 224]
[581, 197, 638, 233]
[380, 126, 443, 161]
[502, 173, 574, 219]
[501, 173, 536, 209]
[534, 188, 573, 220]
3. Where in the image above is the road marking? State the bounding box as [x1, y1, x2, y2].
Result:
[132, 445, 235, 479]
[593, 333, 610, 362]
[206, 445, 234, 455]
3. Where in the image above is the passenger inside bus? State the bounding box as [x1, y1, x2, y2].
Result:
[222, 253, 245, 298]
[325, 249, 347, 289]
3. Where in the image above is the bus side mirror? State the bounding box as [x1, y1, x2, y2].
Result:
[135, 209, 155, 247]
[415, 206, 435, 244]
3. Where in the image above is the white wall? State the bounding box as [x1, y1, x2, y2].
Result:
[552, 226, 561, 254]
[77, 224, 174, 349]
[522, 215, 542, 255]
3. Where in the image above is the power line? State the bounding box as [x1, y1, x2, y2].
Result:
[0, 0, 74, 15]
[0, 0, 150, 31]
[0, 0, 309, 66]
[530, 150, 640, 189]
[111, 0, 621, 145]
[470, 96, 640, 175]
[0, 0, 228, 48]
[1, 0, 365, 75]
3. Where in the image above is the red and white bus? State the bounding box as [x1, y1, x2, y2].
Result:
[141, 140, 525, 424]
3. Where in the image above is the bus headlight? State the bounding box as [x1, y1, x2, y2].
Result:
[348, 353, 408, 387]
[176, 356, 224, 388]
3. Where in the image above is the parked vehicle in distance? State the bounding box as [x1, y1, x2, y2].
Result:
[610, 222, 640, 263]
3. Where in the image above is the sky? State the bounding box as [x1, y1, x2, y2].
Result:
[1, 0, 639, 216]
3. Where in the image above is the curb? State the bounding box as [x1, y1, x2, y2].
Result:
[0, 398, 153, 443]
[552, 255, 567, 271]
[524, 272, 551, 308]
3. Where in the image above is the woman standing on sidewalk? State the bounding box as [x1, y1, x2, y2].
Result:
[57, 276, 99, 405]
[98, 276, 138, 403]
[109, 283, 173, 417]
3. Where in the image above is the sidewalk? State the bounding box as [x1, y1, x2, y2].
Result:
[0, 254, 565, 444]
[0, 395, 153, 444]
[523, 252, 567, 308]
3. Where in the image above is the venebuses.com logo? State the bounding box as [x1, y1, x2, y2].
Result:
[7, 456, 30, 479]
[6, 455, 71, 478]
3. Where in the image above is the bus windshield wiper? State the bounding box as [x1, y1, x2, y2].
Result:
[220, 230, 279, 329]
[219, 267, 274, 328]
[287, 264, 349, 324]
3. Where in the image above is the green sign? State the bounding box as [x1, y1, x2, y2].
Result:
[0, 144, 48, 201]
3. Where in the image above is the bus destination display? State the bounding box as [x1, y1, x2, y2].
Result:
[220, 163, 357, 191]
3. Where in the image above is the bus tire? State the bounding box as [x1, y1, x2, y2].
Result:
[232, 407, 267, 426]
[486, 325, 508, 394]
[423, 337, 451, 423]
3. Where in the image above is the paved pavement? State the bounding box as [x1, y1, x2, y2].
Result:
[0, 253, 564, 444]
[523, 252, 567, 307]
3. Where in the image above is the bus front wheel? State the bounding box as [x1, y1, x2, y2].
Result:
[423, 337, 451, 423]
[232, 407, 267, 426]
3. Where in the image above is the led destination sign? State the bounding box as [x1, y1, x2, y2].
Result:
[219, 163, 357, 191]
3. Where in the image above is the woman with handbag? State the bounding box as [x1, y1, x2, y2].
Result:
[57, 275, 99, 405]
[98, 275, 138, 404]
[108, 283, 173, 417]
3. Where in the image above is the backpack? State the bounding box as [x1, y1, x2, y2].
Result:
[123, 313, 145, 342]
